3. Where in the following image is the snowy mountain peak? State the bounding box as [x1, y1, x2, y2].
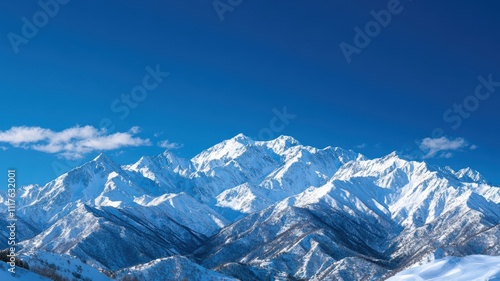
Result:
[384, 151, 399, 159]
[258, 135, 301, 154]
[229, 133, 253, 145]
[133, 155, 152, 166]
[443, 166, 455, 173]
[191, 138, 250, 171]
[273, 135, 300, 145]
[128, 151, 187, 172]
[63, 153, 119, 181]
[160, 150, 189, 168]
[93, 152, 112, 162]
[356, 152, 365, 161]
[375, 151, 408, 167]
[455, 167, 485, 183]
[161, 149, 178, 159]
[89, 153, 121, 170]
[331, 146, 359, 156]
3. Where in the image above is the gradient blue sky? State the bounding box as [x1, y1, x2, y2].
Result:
[1, 1, 499, 186]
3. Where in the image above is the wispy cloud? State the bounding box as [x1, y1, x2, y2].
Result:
[419, 136, 474, 159]
[0, 125, 151, 159]
[113, 150, 125, 156]
[157, 139, 183, 150]
[0, 146, 7, 151]
[355, 143, 367, 149]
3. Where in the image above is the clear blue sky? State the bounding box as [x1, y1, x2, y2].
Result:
[1, 1, 499, 187]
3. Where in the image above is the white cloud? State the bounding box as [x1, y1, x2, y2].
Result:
[470, 144, 478, 150]
[355, 143, 367, 149]
[442, 152, 453, 159]
[0, 146, 7, 151]
[0, 125, 151, 159]
[157, 139, 183, 150]
[419, 136, 474, 159]
[0, 126, 50, 145]
[129, 126, 141, 134]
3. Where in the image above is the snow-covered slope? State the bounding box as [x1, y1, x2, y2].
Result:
[387, 255, 500, 281]
[15, 154, 228, 272]
[195, 178, 398, 280]
[19, 194, 226, 270]
[117, 256, 238, 281]
[16, 154, 163, 231]
[195, 147, 500, 280]
[124, 150, 192, 192]
[0, 262, 50, 281]
[20, 250, 113, 281]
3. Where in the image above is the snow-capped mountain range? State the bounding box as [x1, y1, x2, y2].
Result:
[1, 134, 499, 280]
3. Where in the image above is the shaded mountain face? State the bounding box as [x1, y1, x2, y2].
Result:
[195, 153, 500, 280]
[1, 134, 499, 280]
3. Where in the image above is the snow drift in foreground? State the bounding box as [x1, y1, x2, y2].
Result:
[387, 255, 500, 281]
